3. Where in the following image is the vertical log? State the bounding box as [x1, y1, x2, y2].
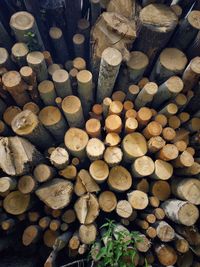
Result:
[52, 69, 72, 98]
[27, 51, 48, 82]
[98, 191, 117, 212]
[23, 102, 40, 115]
[18, 175, 37, 194]
[73, 34, 85, 58]
[11, 43, 29, 67]
[38, 80, 57, 106]
[182, 57, 200, 92]
[135, 82, 158, 110]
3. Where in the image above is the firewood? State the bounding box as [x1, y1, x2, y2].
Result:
[168, 115, 181, 130]
[22, 225, 41, 246]
[157, 144, 179, 161]
[89, 160, 109, 183]
[131, 156, 154, 177]
[140, 213, 156, 224]
[162, 199, 199, 226]
[43, 51, 53, 66]
[85, 118, 101, 138]
[147, 137, 166, 153]
[150, 48, 187, 83]
[49, 219, 61, 232]
[178, 112, 190, 124]
[49, 27, 69, 65]
[105, 133, 121, 147]
[177, 250, 194, 267]
[98, 191, 117, 212]
[136, 107, 152, 127]
[35, 178, 73, 209]
[151, 159, 173, 180]
[174, 140, 187, 153]
[73, 33, 85, 59]
[0, 136, 44, 176]
[0, 48, 13, 70]
[126, 85, 140, 101]
[86, 138, 105, 161]
[184, 117, 200, 133]
[52, 69, 72, 98]
[175, 161, 200, 176]
[33, 164, 56, 183]
[112, 91, 126, 102]
[60, 223, 69, 232]
[102, 97, 112, 117]
[154, 220, 175, 242]
[23, 102, 40, 115]
[50, 147, 69, 170]
[105, 114, 122, 134]
[154, 114, 167, 127]
[78, 18, 90, 40]
[71, 157, 80, 167]
[128, 190, 148, 210]
[122, 132, 147, 162]
[173, 150, 194, 168]
[135, 82, 158, 110]
[38, 80, 57, 106]
[0, 176, 17, 193]
[133, 178, 149, 193]
[182, 57, 200, 92]
[64, 128, 89, 159]
[162, 127, 176, 141]
[11, 43, 29, 67]
[73, 57, 86, 71]
[55, 97, 62, 108]
[135, 219, 149, 230]
[62, 96, 85, 128]
[109, 101, 123, 116]
[18, 175, 37, 194]
[149, 196, 160, 208]
[43, 229, 59, 248]
[39, 106, 67, 142]
[10, 11, 44, 50]
[3, 190, 30, 215]
[143, 121, 162, 139]
[3, 106, 21, 126]
[108, 165, 132, 192]
[1, 218, 15, 231]
[150, 180, 171, 201]
[74, 193, 99, 224]
[28, 211, 40, 222]
[116, 200, 133, 219]
[62, 209, 76, 224]
[77, 70, 93, 116]
[69, 232, 80, 253]
[79, 223, 97, 244]
[175, 233, 189, 254]
[39, 216, 51, 230]
[2, 71, 30, 106]
[155, 244, 177, 266]
[125, 109, 137, 120]
[59, 165, 77, 181]
[26, 52, 48, 82]
[133, 4, 178, 65]
[74, 169, 100, 196]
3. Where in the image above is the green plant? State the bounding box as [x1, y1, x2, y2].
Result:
[90, 220, 148, 267]
[24, 31, 41, 51]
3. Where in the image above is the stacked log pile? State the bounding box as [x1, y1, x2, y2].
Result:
[0, 0, 200, 266]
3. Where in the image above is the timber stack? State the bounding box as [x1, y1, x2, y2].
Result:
[0, 0, 200, 266]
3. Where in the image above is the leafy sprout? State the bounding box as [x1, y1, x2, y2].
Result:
[24, 31, 41, 51]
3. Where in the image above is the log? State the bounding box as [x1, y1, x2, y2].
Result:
[162, 199, 199, 226]
[175, 161, 200, 176]
[3, 190, 30, 215]
[11, 43, 29, 67]
[49, 27, 69, 64]
[126, 85, 140, 101]
[0, 136, 44, 176]
[128, 190, 149, 210]
[182, 57, 200, 92]
[52, 69, 72, 98]
[116, 200, 133, 219]
[73, 57, 86, 71]
[135, 82, 158, 110]
[140, 213, 156, 224]
[28, 211, 40, 222]
[27, 52, 48, 82]
[10, 11, 45, 50]
[149, 196, 160, 208]
[74, 193, 99, 224]
[23, 102, 40, 115]
[109, 101, 123, 116]
[154, 114, 167, 127]
[39, 106, 67, 143]
[162, 127, 176, 141]
[43, 229, 59, 248]
[173, 150, 194, 168]
[74, 169, 100, 196]
[79, 223, 97, 244]
[175, 233, 189, 254]
[62, 95, 85, 128]
[133, 178, 149, 193]
[59, 165, 77, 181]
[96, 47, 122, 103]
[73, 33, 85, 58]
[151, 159, 173, 180]
[86, 138, 105, 161]
[112, 91, 126, 102]
[143, 121, 162, 139]
[177, 250, 194, 267]
[77, 70, 94, 116]
[123, 100, 134, 112]
[155, 244, 177, 266]
[85, 118, 101, 138]
[147, 136, 166, 153]
[18, 175, 37, 194]
[157, 144, 179, 161]
[49, 219, 61, 232]
[35, 178, 73, 209]
[89, 160, 109, 183]
[43, 51, 53, 66]
[105, 114, 122, 134]
[124, 117, 138, 134]
[104, 146, 123, 167]
[133, 4, 178, 65]
[1, 218, 16, 231]
[33, 164, 56, 183]
[38, 80, 57, 106]
[168, 116, 181, 130]
[122, 132, 147, 162]
[136, 107, 152, 127]
[178, 112, 190, 124]
[184, 117, 200, 133]
[62, 209, 76, 224]
[0, 176, 16, 193]
[22, 225, 41, 246]
[171, 10, 200, 50]
[108, 165, 132, 192]
[49, 147, 69, 170]
[2, 71, 30, 106]
[152, 76, 183, 109]
[150, 180, 171, 201]
[98, 191, 117, 212]
[131, 156, 154, 177]
[11, 110, 54, 149]
[155, 221, 175, 242]
[150, 48, 187, 83]
[64, 128, 89, 159]
[77, 18, 90, 40]
[0, 47, 14, 69]
[48, 64, 61, 79]
[105, 133, 121, 147]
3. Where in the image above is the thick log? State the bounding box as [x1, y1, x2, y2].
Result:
[150, 180, 171, 201]
[18, 175, 37, 194]
[131, 156, 154, 177]
[86, 118, 101, 138]
[116, 200, 133, 219]
[135, 82, 158, 110]
[182, 57, 200, 92]
[10, 11, 45, 50]
[27, 52, 48, 82]
[59, 165, 77, 180]
[157, 144, 179, 161]
[98, 191, 117, 212]
[109, 101, 123, 116]
[2, 71, 30, 106]
[155, 244, 177, 266]
[39, 106, 67, 143]
[3, 190, 30, 215]
[104, 145, 123, 166]
[0, 136, 44, 176]
[154, 221, 175, 242]
[64, 128, 89, 159]
[74, 169, 100, 196]
[162, 199, 199, 226]
[108, 165, 132, 192]
[52, 69, 72, 98]
[86, 138, 105, 161]
[89, 160, 109, 183]
[11, 110, 54, 149]
[128, 190, 148, 210]
[143, 121, 162, 139]
[162, 127, 176, 141]
[172, 150, 194, 168]
[151, 159, 173, 180]
[33, 164, 56, 183]
[105, 114, 122, 134]
[38, 80, 57, 106]
[154, 114, 167, 127]
[35, 178, 73, 209]
[43, 229, 59, 248]
[11, 43, 29, 67]
[49, 27, 69, 64]
[22, 225, 41, 246]
[74, 193, 99, 224]
[133, 4, 178, 65]
[168, 115, 181, 130]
